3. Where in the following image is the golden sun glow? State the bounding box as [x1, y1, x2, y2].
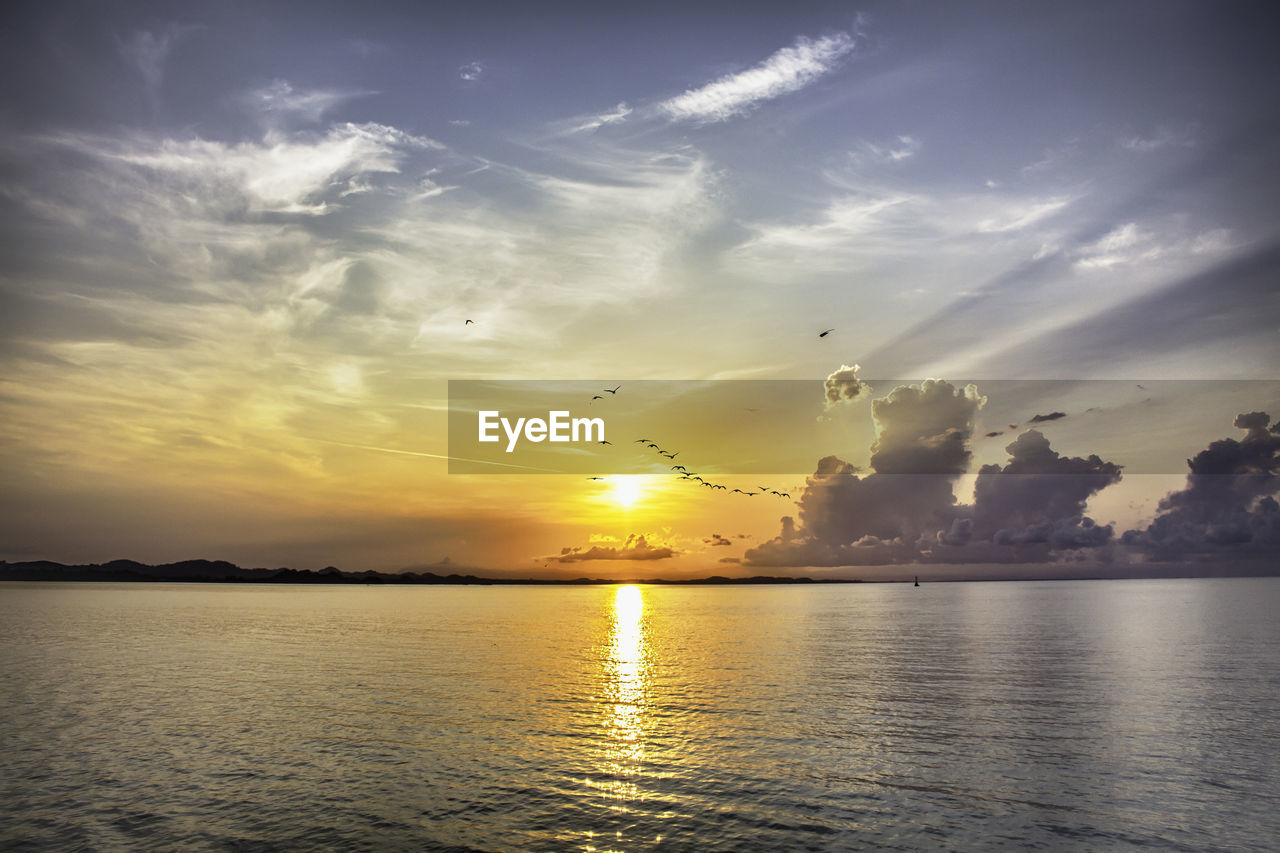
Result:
[608, 475, 643, 509]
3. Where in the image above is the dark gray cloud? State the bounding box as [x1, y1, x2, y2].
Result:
[1029, 411, 1067, 423]
[747, 380, 985, 566]
[964, 429, 1122, 550]
[746, 383, 1124, 567]
[1123, 411, 1280, 560]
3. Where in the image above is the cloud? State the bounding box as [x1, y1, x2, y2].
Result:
[1122, 411, 1280, 560]
[549, 534, 677, 562]
[745, 382, 1126, 567]
[823, 363, 870, 408]
[117, 24, 198, 94]
[703, 533, 733, 546]
[964, 430, 1122, 550]
[859, 135, 921, 163]
[1028, 411, 1067, 423]
[248, 80, 374, 123]
[869, 380, 986, 475]
[1120, 126, 1196, 153]
[747, 380, 985, 566]
[459, 61, 485, 82]
[975, 197, 1072, 233]
[566, 102, 632, 134]
[63, 122, 440, 215]
[659, 32, 856, 123]
[1073, 222, 1164, 270]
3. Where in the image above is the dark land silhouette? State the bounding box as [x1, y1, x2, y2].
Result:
[0, 559, 860, 586]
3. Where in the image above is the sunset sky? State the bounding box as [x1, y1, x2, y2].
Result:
[2, 0, 1278, 578]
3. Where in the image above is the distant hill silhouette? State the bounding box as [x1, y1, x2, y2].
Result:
[0, 559, 856, 586]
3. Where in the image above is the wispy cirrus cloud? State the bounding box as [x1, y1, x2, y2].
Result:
[567, 102, 632, 134]
[117, 23, 200, 95]
[57, 122, 440, 215]
[248, 80, 375, 123]
[1120, 125, 1196, 153]
[659, 31, 856, 124]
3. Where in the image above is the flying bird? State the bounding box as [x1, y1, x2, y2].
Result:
[465, 319, 474, 325]
[819, 328, 834, 337]
[646, 443, 660, 449]
[599, 440, 613, 446]
[671, 465, 687, 471]
[603, 385, 620, 394]
[590, 395, 604, 401]
[587, 477, 604, 481]
[660, 451, 679, 459]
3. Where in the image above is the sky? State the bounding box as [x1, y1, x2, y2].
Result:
[1, 0, 1278, 579]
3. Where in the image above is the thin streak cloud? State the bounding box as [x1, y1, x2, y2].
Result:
[659, 32, 856, 124]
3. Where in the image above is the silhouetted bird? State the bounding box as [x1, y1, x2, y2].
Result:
[660, 451, 678, 459]
[671, 465, 687, 471]
[587, 477, 604, 481]
[590, 395, 604, 402]
[603, 385, 620, 394]
[465, 319, 474, 325]
[599, 440, 613, 445]
[819, 328, 834, 337]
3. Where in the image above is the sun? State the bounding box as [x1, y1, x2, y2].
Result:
[608, 475, 644, 509]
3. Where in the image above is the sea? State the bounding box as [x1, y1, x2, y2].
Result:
[1, 578, 1277, 851]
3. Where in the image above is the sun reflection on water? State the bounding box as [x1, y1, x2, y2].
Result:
[583, 584, 650, 850]
[609, 585, 646, 766]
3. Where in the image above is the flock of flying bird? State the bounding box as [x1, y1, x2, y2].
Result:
[466, 318, 827, 500]
[581, 384, 793, 500]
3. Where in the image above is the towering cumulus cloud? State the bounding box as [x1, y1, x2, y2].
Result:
[936, 430, 1123, 561]
[748, 380, 984, 566]
[1123, 412, 1280, 560]
[747, 379, 1125, 567]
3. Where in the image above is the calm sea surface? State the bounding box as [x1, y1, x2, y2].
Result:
[1, 578, 1277, 851]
